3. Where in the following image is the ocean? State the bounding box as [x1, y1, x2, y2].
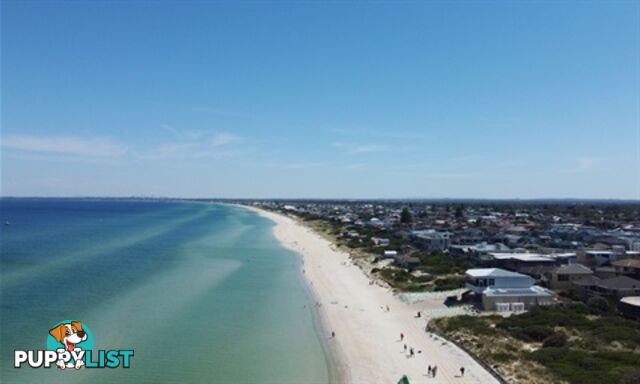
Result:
[0, 199, 329, 383]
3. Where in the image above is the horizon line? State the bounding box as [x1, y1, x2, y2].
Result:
[2, 196, 640, 203]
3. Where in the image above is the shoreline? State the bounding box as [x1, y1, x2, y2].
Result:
[241, 205, 500, 384]
[297, 245, 351, 384]
[241, 205, 349, 383]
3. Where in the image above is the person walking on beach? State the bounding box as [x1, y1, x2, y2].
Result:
[403, 344, 407, 352]
[433, 365, 438, 378]
[427, 365, 432, 377]
[331, 331, 335, 338]
[400, 332, 404, 341]
[460, 367, 465, 377]
[409, 347, 414, 358]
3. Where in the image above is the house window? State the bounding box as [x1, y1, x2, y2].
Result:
[488, 279, 495, 286]
[558, 275, 569, 281]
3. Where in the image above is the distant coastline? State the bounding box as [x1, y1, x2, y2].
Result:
[3, 196, 640, 204]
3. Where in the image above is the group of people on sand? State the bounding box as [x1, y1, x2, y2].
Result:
[401, 332, 467, 380]
[400, 333, 417, 358]
[427, 364, 465, 378]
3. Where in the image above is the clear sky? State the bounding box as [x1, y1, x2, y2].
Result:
[1, 1, 639, 199]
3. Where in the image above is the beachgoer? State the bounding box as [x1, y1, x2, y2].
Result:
[400, 332, 404, 341]
[427, 365, 432, 377]
[460, 367, 465, 377]
[331, 331, 335, 338]
[410, 347, 414, 357]
[433, 365, 438, 378]
[403, 344, 407, 352]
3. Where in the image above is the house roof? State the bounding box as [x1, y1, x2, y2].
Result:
[571, 275, 601, 287]
[489, 253, 555, 262]
[398, 255, 420, 262]
[484, 285, 554, 298]
[596, 276, 640, 290]
[555, 264, 593, 275]
[620, 296, 640, 307]
[547, 253, 577, 260]
[519, 265, 557, 276]
[466, 268, 525, 278]
[612, 258, 640, 269]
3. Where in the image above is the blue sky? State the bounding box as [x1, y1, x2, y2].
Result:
[1, 1, 639, 199]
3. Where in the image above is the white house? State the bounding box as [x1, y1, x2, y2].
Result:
[465, 268, 555, 311]
[465, 268, 534, 293]
[411, 230, 451, 252]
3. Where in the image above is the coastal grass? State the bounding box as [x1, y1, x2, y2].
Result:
[300, 215, 472, 292]
[430, 303, 640, 384]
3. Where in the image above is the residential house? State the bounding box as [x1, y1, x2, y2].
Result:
[449, 242, 511, 263]
[488, 253, 561, 276]
[411, 230, 451, 252]
[590, 276, 640, 299]
[465, 268, 555, 311]
[611, 258, 640, 279]
[547, 264, 594, 291]
[581, 250, 622, 266]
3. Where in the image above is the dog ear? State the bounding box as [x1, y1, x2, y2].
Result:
[49, 324, 66, 343]
[71, 321, 83, 332]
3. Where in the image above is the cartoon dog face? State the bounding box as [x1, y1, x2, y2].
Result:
[49, 322, 87, 351]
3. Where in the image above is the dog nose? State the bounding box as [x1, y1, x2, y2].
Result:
[77, 331, 86, 338]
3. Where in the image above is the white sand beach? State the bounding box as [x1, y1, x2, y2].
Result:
[245, 206, 500, 384]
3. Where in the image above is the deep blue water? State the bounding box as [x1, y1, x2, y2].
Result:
[0, 199, 328, 383]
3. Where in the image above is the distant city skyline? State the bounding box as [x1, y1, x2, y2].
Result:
[2, 1, 639, 199]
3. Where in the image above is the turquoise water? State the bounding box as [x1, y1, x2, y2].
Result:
[0, 199, 329, 383]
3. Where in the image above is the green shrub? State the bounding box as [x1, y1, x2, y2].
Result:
[444, 316, 498, 336]
[530, 348, 640, 384]
[587, 296, 612, 314]
[417, 252, 468, 275]
[617, 368, 640, 384]
[542, 333, 568, 348]
[433, 275, 464, 291]
[490, 352, 515, 363]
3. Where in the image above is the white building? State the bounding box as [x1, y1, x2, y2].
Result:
[411, 230, 451, 252]
[465, 268, 555, 311]
[583, 250, 623, 266]
[383, 250, 398, 259]
[465, 268, 534, 293]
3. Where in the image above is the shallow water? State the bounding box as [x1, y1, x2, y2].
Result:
[0, 199, 329, 383]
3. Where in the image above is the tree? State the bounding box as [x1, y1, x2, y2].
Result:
[542, 333, 567, 348]
[400, 208, 413, 225]
[587, 296, 611, 314]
